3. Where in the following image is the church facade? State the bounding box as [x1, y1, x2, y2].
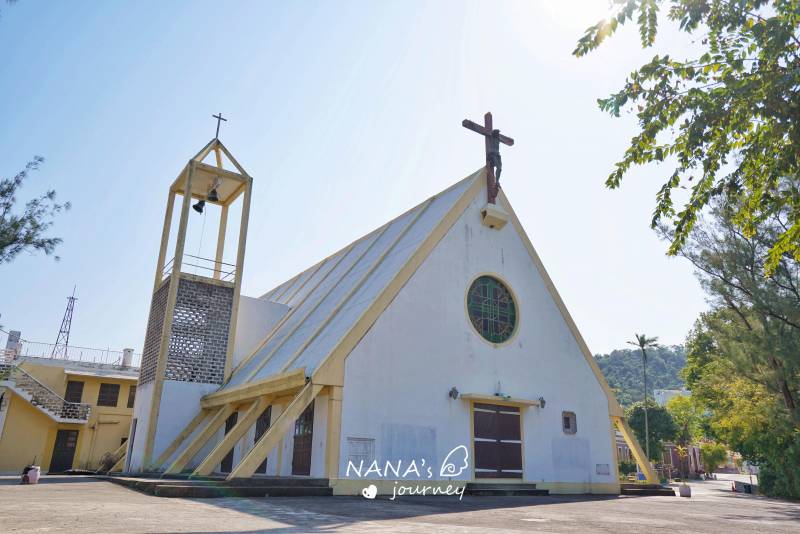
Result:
[126, 138, 654, 495]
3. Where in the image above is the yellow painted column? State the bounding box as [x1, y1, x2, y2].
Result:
[325, 386, 343, 479]
[143, 163, 196, 468]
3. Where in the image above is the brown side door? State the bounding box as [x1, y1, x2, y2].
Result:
[291, 403, 314, 476]
[220, 412, 238, 473]
[50, 429, 79, 473]
[473, 403, 523, 478]
[254, 406, 272, 474]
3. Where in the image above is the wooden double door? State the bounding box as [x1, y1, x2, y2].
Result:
[473, 403, 523, 478]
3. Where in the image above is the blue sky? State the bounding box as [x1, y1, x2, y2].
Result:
[0, 0, 706, 355]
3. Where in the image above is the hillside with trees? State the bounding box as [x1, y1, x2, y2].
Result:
[594, 346, 686, 407]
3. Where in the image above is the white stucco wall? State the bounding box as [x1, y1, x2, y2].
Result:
[338, 187, 617, 487]
[126, 379, 218, 472]
[232, 296, 290, 369]
[127, 380, 153, 471]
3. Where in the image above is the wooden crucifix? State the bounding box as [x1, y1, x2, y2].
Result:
[462, 112, 514, 204]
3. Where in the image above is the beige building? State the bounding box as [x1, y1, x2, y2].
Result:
[0, 351, 138, 474]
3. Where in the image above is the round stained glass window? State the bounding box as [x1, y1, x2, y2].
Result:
[467, 275, 517, 344]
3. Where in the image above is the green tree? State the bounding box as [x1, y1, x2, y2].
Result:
[670, 199, 800, 425]
[627, 400, 678, 461]
[0, 157, 69, 264]
[666, 395, 704, 445]
[684, 322, 800, 497]
[618, 459, 638, 477]
[700, 442, 728, 474]
[574, 1, 800, 274]
[628, 333, 659, 459]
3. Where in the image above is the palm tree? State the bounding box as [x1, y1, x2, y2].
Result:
[628, 333, 659, 461]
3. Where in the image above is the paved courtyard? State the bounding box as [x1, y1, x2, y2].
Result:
[1, 475, 798, 533]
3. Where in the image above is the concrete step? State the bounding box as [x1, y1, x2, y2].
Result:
[221, 476, 330, 488]
[621, 485, 676, 497]
[465, 483, 549, 497]
[153, 484, 333, 498]
[158, 475, 330, 488]
[620, 483, 665, 490]
[104, 475, 333, 498]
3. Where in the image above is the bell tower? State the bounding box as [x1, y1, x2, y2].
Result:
[127, 136, 253, 472]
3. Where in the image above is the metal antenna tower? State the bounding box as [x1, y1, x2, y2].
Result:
[51, 286, 77, 359]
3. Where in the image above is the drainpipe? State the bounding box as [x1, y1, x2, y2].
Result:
[87, 423, 98, 470]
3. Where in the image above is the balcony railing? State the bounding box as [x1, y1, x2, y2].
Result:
[1, 338, 141, 368]
[162, 254, 236, 283]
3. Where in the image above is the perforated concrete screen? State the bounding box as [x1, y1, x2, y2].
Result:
[165, 278, 233, 384]
[139, 280, 170, 385]
[139, 276, 233, 386]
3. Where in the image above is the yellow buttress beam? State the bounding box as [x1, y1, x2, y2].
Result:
[192, 396, 272, 476]
[227, 382, 322, 480]
[613, 415, 658, 484]
[164, 404, 236, 475]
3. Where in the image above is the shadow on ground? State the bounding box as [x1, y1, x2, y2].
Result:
[4, 476, 799, 533]
[177, 493, 624, 534]
[147, 479, 800, 534]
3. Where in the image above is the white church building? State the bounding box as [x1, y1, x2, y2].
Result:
[125, 135, 653, 495]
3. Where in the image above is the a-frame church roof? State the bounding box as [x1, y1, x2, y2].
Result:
[212, 166, 623, 420]
[222, 169, 483, 391]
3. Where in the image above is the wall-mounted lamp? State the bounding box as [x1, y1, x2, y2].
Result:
[448, 387, 459, 400]
[538, 396, 546, 408]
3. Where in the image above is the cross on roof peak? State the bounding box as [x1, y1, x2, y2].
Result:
[462, 112, 514, 204]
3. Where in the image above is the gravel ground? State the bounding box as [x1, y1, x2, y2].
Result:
[1, 475, 798, 533]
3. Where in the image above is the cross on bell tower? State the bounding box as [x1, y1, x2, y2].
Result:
[213, 113, 227, 139]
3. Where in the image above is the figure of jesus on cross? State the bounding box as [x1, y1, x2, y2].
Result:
[462, 112, 514, 204]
